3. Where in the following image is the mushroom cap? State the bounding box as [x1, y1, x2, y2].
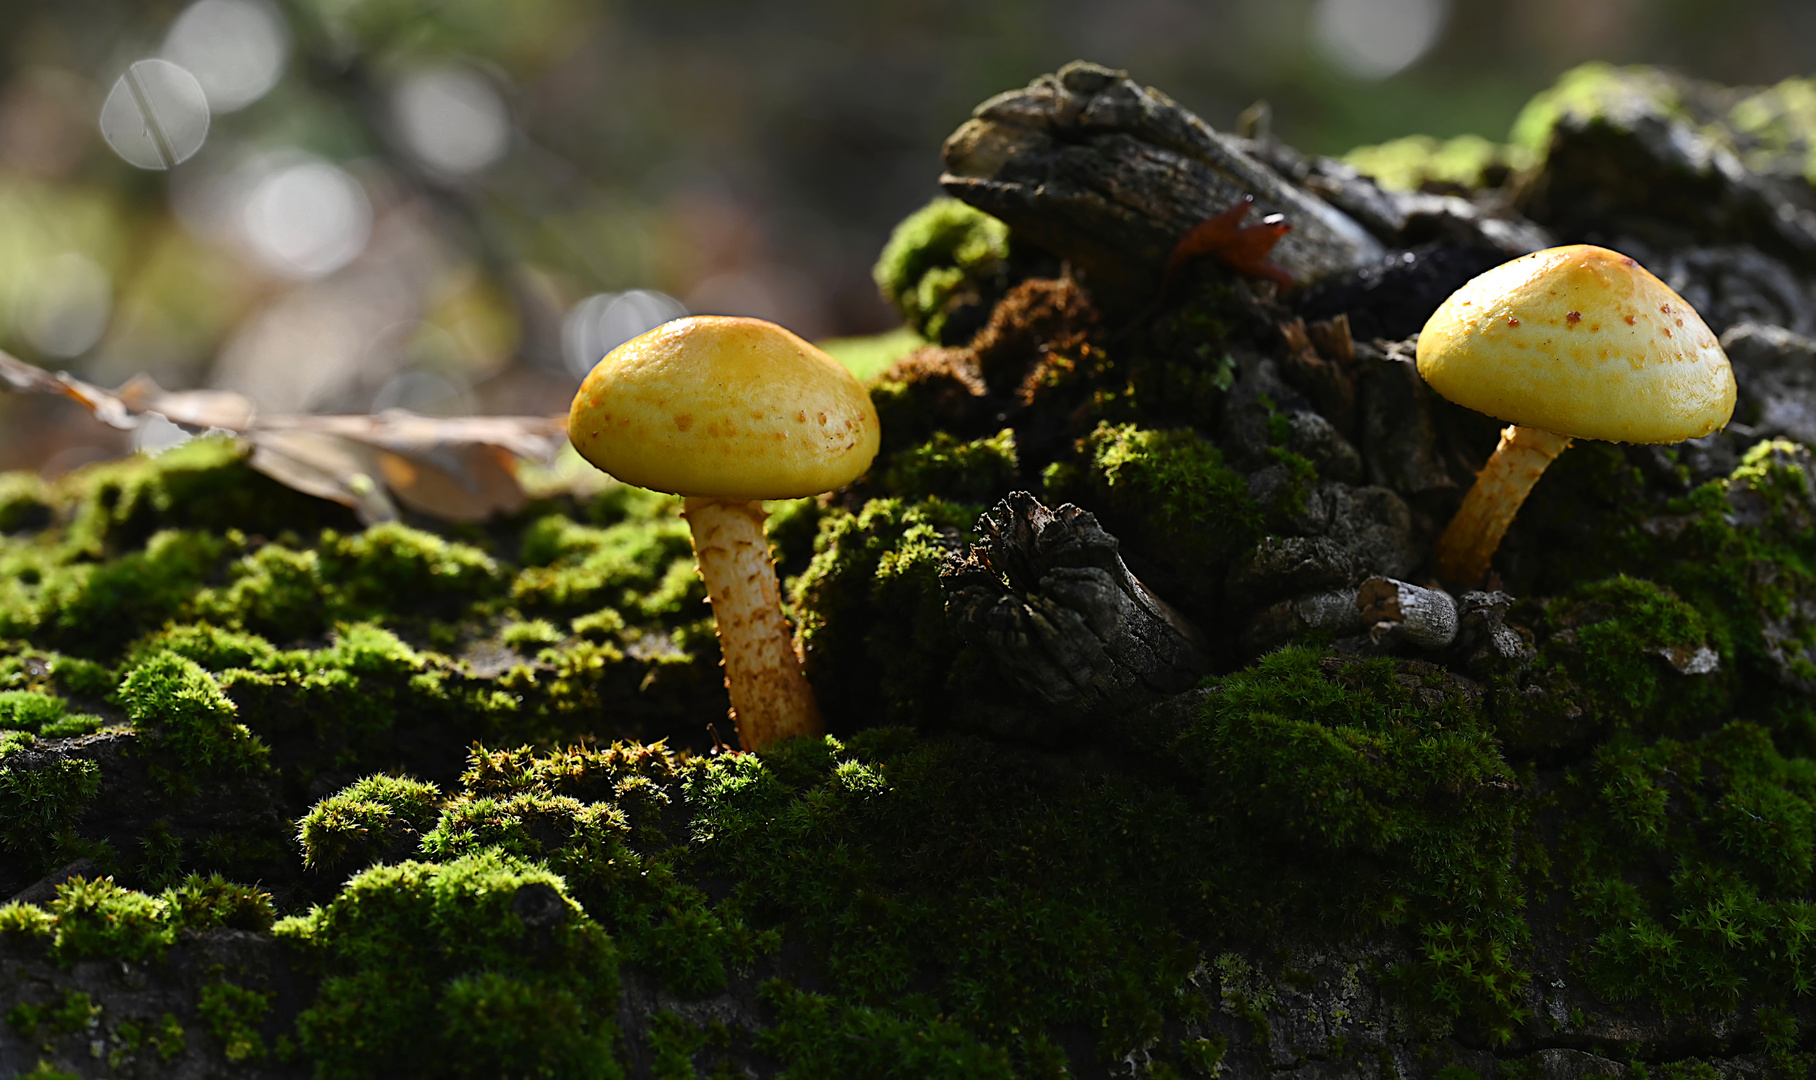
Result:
[1416, 244, 1735, 444]
[568, 315, 881, 500]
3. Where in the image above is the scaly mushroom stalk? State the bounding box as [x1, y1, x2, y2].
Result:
[1433, 425, 1571, 588]
[683, 496, 821, 747]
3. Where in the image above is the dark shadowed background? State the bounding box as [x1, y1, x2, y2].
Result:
[0, 0, 1809, 473]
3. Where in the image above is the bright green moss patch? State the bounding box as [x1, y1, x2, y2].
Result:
[1508, 62, 1687, 153]
[1049, 421, 1260, 615]
[298, 774, 443, 874]
[1342, 133, 1528, 192]
[790, 497, 978, 726]
[884, 427, 1017, 503]
[2, 872, 276, 964]
[873, 197, 1010, 343]
[44, 876, 176, 962]
[501, 617, 562, 648]
[119, 650, 269, 788]
[277, 850, 622, 1080]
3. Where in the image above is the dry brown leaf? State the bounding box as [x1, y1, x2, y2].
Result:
[0, 351, 570, 524]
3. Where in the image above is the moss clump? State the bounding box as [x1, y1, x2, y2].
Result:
[198, 981, 272, 1061]
[298, 774, 443, 874]
[1342, 133, 1529, 192]
[0, 689, 100, 737]
[757, 981, 1016, 1079]
[883, 427, 1018, 503]
[873, 197, 1011, 343]
[1508, 62, 1688, 154]
[510, 507, 698, 621]
[1050, 422, 1260, 616]
[790, 497, 979, 727]
[0, 872, 275, 964]
[118, 650, 270, 789]
[0, 472, 51, 534]
[415, 743, 774, 1001]
[7, 988, 100, 1040]
[277, 850, 622, 1080]
[0, 750, 101, 879]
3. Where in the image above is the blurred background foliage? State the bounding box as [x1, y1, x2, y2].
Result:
[0, 0, 1811, 473]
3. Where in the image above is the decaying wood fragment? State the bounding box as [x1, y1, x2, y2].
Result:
[939, 61, 1383, 311]
[1277, 316, 1357, 437]
[1242, 575, 1457, 656]
[942, 491, 1211, 727]
[1357, 576, 1458, 649]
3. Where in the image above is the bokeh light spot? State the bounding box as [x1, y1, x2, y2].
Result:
[393, 67, 511, 176]
[1311, 0, 1449, 80]
[162, 0, 289, 113]
[22, 252, 112, 359]
[99, 59, 210, 169]
[242, 159, 373, 278]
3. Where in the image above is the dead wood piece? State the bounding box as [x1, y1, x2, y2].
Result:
[939, 61, 1382, 311]
[1357, 576, 1458, 649]
[941, 491, 1211, 728]
[1241, 576, 1456, 656]
[1277, 317, 1357, 436]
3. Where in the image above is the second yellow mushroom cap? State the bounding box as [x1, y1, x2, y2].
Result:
[568, 315, 881, 500]
[1416, 244, 1735, 444]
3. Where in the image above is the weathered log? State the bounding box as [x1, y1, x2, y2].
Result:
[941, 491, 1211, 728]
[939, 61, 1383, 311]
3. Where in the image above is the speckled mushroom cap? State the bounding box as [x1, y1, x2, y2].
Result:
[568, 315, 881, 500]
[1416, 245, 1735, 444]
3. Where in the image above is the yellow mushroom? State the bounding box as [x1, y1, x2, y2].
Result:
[567, 315, 881, 750]
[1417, 244, 1735, 588]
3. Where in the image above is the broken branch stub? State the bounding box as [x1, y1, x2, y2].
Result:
[939, 61, 1382, 312]
[941, 491, 1211, 732]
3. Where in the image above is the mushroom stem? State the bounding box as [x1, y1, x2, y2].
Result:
[1435, 425, 1572, 588]
[682, 496, 823, 751]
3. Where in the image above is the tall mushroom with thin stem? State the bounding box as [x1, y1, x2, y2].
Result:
[567, 316, 881, 751]
[1417, 245, 1735, 588]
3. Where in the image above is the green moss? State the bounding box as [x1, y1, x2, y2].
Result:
[298, 774, 443, 873]
[198, 981, 271, 1061]
[277, 849, 622, 1079]
[512, 508, 696, 619]
[790, 497, 978, 726]
[648, 1009, 711, 1080]
[147, 1013, 186, 1062]
[501, 618, 562, 648]
[118, 650, 269, 789]
[884, 428, 1017, 503]
[1054, 422, 1260, 613]
[162, 872, 276, 932]
[1509, 62, 1686, 153]
[45, 875, 175, 963]
[0, 689, 72, 730]
[0, 472, 50, 533]
[7, 988, 100, 1038]
[1342, 133, 1528, 192]
[873, 198, 1010, 342]
[1728, 77, 1816, 185]
[0, 750, 100, 878]
[757, 980, 1015, 1079]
